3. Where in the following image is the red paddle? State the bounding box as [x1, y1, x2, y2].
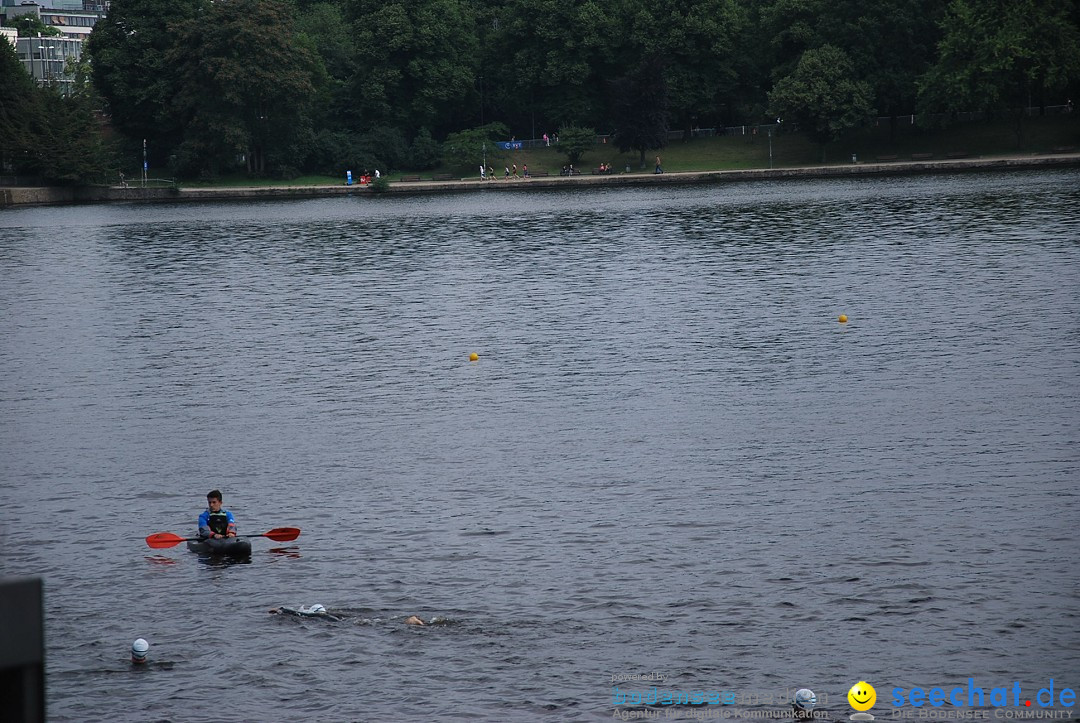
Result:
[145, 527, 301, 549]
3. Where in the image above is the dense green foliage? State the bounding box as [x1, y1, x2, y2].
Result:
[555, 126, 598, 165]
[442, 122, 509, 169]
[768, 44, 874, 160]
[917, 0, 1080, 144]
[611, 57, 671, 168]
[20, 0, 1080, 180]
[168, 0, 320, 178]
[0, 41, 110, 183]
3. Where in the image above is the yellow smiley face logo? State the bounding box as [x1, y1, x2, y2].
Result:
[848, 682, 877, 711]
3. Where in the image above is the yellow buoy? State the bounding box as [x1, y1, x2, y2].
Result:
[469, 352, 479, 362]
[838, 314, 848, 323]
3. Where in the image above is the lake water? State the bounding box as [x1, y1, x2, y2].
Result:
[1, 171, 1078, 721]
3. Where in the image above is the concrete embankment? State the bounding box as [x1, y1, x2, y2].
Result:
[3, 153, 1078, 208]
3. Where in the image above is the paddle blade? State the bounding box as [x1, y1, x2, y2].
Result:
[262, 527, 301, 542]
[146, 532, 186, 549]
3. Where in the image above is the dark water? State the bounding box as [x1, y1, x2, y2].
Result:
[1, 172, 1078, 721]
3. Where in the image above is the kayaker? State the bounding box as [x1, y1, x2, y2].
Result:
[198, 489, 237, 539]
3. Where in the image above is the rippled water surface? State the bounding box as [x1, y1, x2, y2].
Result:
[1, 172, 1078, 721]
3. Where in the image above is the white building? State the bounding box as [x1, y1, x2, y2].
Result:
[15, 35, 82, 93]
[2, 1, 107, 93]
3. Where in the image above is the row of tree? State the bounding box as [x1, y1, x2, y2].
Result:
[4, 0, 1079, 181]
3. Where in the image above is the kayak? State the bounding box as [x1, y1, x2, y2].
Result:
[186, 537, 252, 557]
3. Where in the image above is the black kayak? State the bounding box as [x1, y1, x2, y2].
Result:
[186, 537, 252, 557]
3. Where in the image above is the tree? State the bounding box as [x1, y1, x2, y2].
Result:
[407, 128, 442, 170]
[621, 0, 747, 132]
[754, 0, 943, 134]
[35, 89, 113, 184]
[442, 122, 508, 171]
[918, 0, 1080, 145]
[768, 45, 874, 161]
[345, 0, 479, 136]
[842, 1, 943, 122]
[611, 57, 669, 169]
[354, 126, 408, 172]
[486, 0, 619, 134]
[0, 39, 43, 175]
[87, 0, 208, 166]
[556, 125, 596, 165]
[0, 40, 110, 184]
[167, 0, 321, 177]
[293, 1, 353, 131]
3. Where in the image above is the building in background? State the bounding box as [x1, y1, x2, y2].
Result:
[1, 0, 108, 94]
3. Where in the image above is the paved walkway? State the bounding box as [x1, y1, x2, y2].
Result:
[3, 153, 1079, 207]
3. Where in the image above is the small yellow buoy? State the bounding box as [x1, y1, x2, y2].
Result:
[469, 352, 479, 362]
[838, 314, 848, 323]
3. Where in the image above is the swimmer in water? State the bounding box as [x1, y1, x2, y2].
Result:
[269, 604, 341, 621]
[270, 607, 447, 626]
[793, 689, 817, 721]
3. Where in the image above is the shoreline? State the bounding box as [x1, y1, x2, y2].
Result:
[2, 153, 1078, 208]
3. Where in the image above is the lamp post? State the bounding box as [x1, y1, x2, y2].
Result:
[38, 44, 47, 83]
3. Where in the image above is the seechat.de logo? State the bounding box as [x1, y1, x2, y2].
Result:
[890, 680, 1076, 709]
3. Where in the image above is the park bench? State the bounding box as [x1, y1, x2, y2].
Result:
[946, 151, 969, 158]
[911, 152, 934, 160]
[399, 175, 421, 182]
[432, 173, 455, 181]
[875, 155, 898, 162]
[1051, 146, 1076, 153]
[528, 170, 550, 178]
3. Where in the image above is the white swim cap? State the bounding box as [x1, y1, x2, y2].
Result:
[308, 604, 326, 615]
[795, 689, 817, 710]
[131, 638, 149, 663]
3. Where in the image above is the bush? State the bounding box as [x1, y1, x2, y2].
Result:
[370, 175, 390, 193]
[357, 126, 408, 171]
[304, 129, 353, 174]
[408, 128, 442, 170]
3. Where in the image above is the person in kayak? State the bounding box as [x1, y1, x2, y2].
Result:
[198, 489, 237, 539]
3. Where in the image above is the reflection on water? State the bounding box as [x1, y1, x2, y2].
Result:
[1, 170, 1078, 720]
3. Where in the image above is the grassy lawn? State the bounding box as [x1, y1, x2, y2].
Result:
[179, 115, 1078, 186]
[182, 174, 341, 188]
[422, 114, 1079, 178]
